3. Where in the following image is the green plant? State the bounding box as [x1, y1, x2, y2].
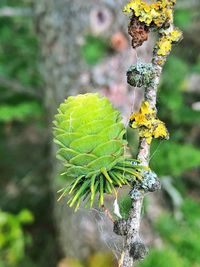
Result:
[138, 249, 185, 267]
[0, 209, 33, 267]
[0, 102, 42, 122]
[81, 35, 109, 65]
[151, 141, 200, 176]
[118, 195, 132, 220]
[159, 56, 200, 126]
[154, 198, 200, 266]
[0, 9, 42, 125]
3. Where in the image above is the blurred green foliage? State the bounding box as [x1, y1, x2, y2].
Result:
[158, 56, 200, 125]
[138, 198, 200, 267]
[150, 55, 200, 177]
[151, 141, 200, 176]
[118, 195, 132, 219]
[157, 198, 200, 266]
[0, 102, 42, 122]
[0, 16, 41, 87]
[174, 9, 193, 30]
[0, 1, 55, 267]
[0, 209, 33, 267]
[0, 1, 42, 124]
[139, 249, 185, 267]
[81, 35, 109, 65]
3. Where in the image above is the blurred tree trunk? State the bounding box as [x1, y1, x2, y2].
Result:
[33, 0, 127, 260]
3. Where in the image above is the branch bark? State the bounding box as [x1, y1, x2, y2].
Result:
[119, 1, 180, 266]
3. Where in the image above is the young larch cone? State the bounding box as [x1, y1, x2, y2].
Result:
[53, 93, 143, 209]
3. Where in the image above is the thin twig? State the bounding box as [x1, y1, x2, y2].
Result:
[102, 205, 115, 223]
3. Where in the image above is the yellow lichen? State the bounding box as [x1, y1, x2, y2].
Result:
[156, 28, 182, 56]
[123, 0, 176, 27]
[130, 101, 169, 144]
[170, 29, 183, 42]
[153, 122, 168, 139]
[157, 59, 165, 65]
[157, 36, 172, 56]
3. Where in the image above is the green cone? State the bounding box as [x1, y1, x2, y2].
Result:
[53, 93, 142, 210]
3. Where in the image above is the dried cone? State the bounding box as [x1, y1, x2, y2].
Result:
[53, 93, 142, 210]
[128, 16, 149, 48]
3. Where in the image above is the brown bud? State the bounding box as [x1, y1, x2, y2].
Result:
[128, 16, 149, 48]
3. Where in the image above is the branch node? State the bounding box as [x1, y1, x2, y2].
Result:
[113, 219, 128, 236]
[129, 188, 144, 201]
[140, 170, 161, 192]
[129, 240, 148, 260]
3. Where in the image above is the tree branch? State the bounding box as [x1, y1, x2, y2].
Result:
[117, 1, 182, 266]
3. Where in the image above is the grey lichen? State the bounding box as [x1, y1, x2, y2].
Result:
[130, 170, 161, 200]
[129, 188, 143, 200]
[129, 240, 148, 260]
[139, 170, 161, 192]
[127, 63, 155, 87]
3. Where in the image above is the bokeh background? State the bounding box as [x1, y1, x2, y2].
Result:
[0, 0, 200, 267]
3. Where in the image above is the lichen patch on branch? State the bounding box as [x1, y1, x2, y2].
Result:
[119, 1, 182, 265]
[156, 28, 182, 56]
[123, 0, 176, 28]
[127, 63, 155, 87]
[129, 101, 169, 144]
